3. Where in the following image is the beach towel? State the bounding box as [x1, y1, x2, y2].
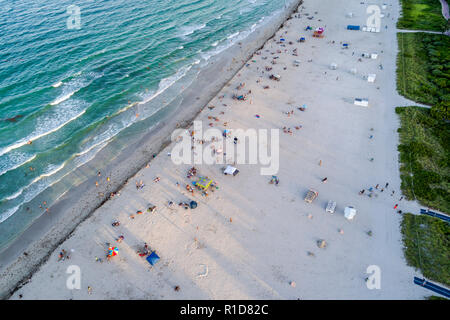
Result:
[146, 252, 160, 266]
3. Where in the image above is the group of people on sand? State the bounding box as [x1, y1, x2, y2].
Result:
[359, 182, 404, 213]
[58, 249, 70, 261]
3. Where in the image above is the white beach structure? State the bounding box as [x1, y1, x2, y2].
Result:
[371, 53, 378, 59]
[362, 26, 380, 33]
[330, 62, 338, 70]
[224, 165, 239, 176]
[344, 206, 357, 220]
[354, 98, 369, 107]
[367, 74, 376, 83]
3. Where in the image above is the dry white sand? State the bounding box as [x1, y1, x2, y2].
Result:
[9, 0, 430, 299]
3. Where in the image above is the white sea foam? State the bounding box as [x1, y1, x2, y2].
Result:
[0, 153, 36, 177]
[0, 205, 20, 223]
[52, 81, 63, 88]
[50, 90, 77, 105]
[0, 107, 86, 158]
[179, 23, 206, 37]
[227, 32, 240, 39]
[139, 64, 193, 105]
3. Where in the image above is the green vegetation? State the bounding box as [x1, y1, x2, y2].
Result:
[427, 295, 448, 300]
[401, 213, 450, 286]
[397, 32, 450, 119]
[397, 0, 449, 31]
[396, 107, 450, 214]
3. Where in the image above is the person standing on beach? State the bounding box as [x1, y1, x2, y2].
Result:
[375, 184, 379, 189]
[394, 204, 398, 209]
[385, 182, 389, 188]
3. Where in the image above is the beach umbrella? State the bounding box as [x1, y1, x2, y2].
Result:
[108, 246, 119, 257]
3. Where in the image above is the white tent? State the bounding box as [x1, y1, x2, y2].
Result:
[367, 74, 376, 82]
[224, 165, 239, 176]
[371, 53, 378, 59]
[354, 98, 369, 107]
[344, 206, 357, 220]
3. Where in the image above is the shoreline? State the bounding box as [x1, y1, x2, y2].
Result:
[0, 0, 304, 299]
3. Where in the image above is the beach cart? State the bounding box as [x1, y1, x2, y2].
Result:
[304, 189, 318, 203]
[326, 200, 337, 214]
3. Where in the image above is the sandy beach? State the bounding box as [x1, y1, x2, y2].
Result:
[3, 0, 432, 299]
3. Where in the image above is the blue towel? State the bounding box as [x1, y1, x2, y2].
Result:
[146, 252, 160, 266]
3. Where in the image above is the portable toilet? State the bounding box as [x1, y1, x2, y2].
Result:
[344, 206, 357, 220]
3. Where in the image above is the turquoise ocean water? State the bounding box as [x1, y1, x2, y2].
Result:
[0, 0, 290, 249]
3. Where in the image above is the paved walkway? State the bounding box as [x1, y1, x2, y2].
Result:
[440, 0, 449, 20]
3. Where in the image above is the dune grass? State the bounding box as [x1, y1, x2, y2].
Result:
[397, 32, 450, 109]
[401, 213, 450, 286]
[396, 107, 450, 214]
[397, 0, 449, 31]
